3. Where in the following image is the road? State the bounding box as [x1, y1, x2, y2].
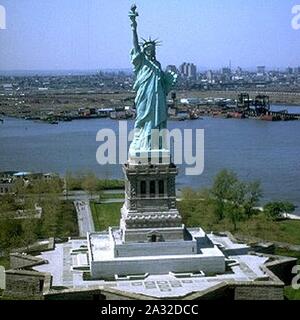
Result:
[74, 200, 95, 237]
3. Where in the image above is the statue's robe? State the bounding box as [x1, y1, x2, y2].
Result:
[130, 47, 175, 151]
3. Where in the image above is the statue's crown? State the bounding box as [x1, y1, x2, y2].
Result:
[140, 37, 162, 48]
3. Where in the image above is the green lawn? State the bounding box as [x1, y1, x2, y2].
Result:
[275, 220, 300, 244]
[285, 287, 300, 300]
[0, 256, 10, 269]
[90, 202, 123, 231]
[236, 219, 300, 244]
[101, 193, 124, 200]
[90, 200, 300, 244]
[275, 248, 300, 263]
[178, 200, 300, 245]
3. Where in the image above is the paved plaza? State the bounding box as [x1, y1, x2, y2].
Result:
[34, 237, 270, 299]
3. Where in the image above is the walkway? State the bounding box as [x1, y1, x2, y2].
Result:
[74, 200, 95, 237]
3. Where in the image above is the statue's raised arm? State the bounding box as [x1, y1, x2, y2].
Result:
[129, 4, 140, 52]
[128, 4, 177, 154]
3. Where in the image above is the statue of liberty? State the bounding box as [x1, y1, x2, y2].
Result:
[128, 5, 177, 154]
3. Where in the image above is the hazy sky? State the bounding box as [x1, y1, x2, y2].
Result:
[0, 0, 300, 71]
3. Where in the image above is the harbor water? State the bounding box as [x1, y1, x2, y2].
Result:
[0, 108, 299, 214]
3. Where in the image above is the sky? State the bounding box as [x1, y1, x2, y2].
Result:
[0, 0, 300, 71]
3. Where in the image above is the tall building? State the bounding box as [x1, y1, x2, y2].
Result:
[179, 62, 197, 79]
[236, 67, 243, 75]
[206, 70, 213, 83]
[294, 67, 300, 74]
[222, 67, 231, 75]
[179, 62, 188, 77]
[188, 63, 197, 79]
[165, 65, 178, 74]
[257, 66, 266, 75]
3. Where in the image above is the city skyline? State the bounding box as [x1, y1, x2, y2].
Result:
[0, 0, 300, 71]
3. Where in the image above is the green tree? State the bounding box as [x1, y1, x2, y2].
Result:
[12, 178, 26, 197]
[242, 181, 263, 218]
[225, 181, 246, 231]
[40, 195, 60, 237]
[211, 169, 238, 221]
[264, 201, 296, 220]
[21, 217, 38, 248]
[0, 215, 23, 252]
[65, 171, 82, 191]
[180, 188, 198, 224]
[82, 172, 98, 197]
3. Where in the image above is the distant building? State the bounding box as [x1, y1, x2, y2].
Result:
[180, 98, 199, 105]
[257, 66, 266, 75]
[0, 171, 57, 194]
[206, 70, 214, 83]
[3, 84, 13, 91]
[165, 65, 178, 74]
[0, 172, 16, 194]
[286, 67, 293, 75]
[222, 67, 231, 75]
[179, 62, 197, 79]
[188, 63, 197, 80]
[179, 63, 188, 77]
[294, 67, 300, 74]
[236, 67, 243, 75]
[0, 180, 14, 194]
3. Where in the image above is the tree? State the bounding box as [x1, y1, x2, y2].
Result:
[65, 171, 82, 191]
[82, 172, 98, 197]
[12, 178, 26, 198]
[210, 170, 264, 229]
[21, 217, 38, 248]
[40, 195, 60, 237]
[225, 181, 246, 231]
[0, 214, 23, 252]
[242, 181, 263, 218]
[211, 170, 238, 221]
[264, 201, 296, 220]
[180, 188, 198, 224]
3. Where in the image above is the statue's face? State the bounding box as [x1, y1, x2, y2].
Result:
[144, 44, 156, 59]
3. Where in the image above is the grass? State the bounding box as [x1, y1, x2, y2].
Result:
[275, 248, 300, 263]
[235, 219, 300, 244]
[274, 248, 300, 301]
[275, 220, 300, 244]
[0, 256, 10, 269]
[53, 200, 79, 238]
[284, 287, 300, 300]
[178, 200, 300, 245]
[67, 177, 124, 192]
[90, 199, 300, 244]
[98, 180, 124, 190]
[101, 193, 124, 200]
[90, 202, 123, 231]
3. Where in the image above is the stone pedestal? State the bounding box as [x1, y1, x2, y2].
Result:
[120, 154, 183, 242]
[87, 152, 226, 279]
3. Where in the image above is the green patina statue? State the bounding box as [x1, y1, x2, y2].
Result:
[129, 5, 177, 153]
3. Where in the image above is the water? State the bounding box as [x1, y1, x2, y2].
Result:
[270, 104, 300, 114]
[0, 112, 300, 214]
